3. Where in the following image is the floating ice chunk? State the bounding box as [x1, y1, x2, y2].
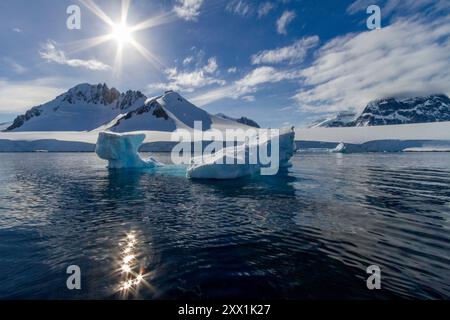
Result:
[332, 142, 346, 153]
[186, 148, 261, 179]
[95, 131, 163, 169]
[187, 127, 296, 179]
[278, 127, 297, 168]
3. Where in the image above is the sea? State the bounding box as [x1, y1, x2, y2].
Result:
[0, 152, 449, 299]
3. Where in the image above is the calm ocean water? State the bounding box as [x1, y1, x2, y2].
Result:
[0, 152, 449, 299]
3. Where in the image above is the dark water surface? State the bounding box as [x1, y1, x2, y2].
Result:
[0, 152, 449, 299]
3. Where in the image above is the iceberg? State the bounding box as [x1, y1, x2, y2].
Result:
[95, 131, 163, 169]
[187, 127, 296, 179]
[332, 142, 346, 153]
[95, 127, 296, 179]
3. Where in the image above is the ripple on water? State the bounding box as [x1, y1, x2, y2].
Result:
[0, 152, 449, 299]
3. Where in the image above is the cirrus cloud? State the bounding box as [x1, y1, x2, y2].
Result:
[276, 10, 296, 35]
[148, 57, 225, 93]
[251, 36, 319, 65]
[39, 40, 111, 71]
[191, 66, 302, 106]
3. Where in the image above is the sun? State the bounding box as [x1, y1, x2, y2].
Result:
[111, 23, 133, 46]
[76, 0, 173, 75]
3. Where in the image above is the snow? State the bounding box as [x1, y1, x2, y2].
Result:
[1, 121, 450, 153]
[308, 111, 357, 128]
[7, 86, 257, 134]
[157, 91, 212, 130]
[297, 121, 450, 144]
[9, 84, 146, 132]
[403, 147, 450, 152]
[95, 131, 163, 169]
[187, 127, 296, 179]
[332, 142, 346, 153]
[0, 122, 11, 131]
[93, 127, 296, 179]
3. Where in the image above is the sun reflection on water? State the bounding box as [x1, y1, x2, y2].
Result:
[115, 231, 154, 297]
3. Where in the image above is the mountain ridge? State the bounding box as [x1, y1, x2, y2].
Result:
[4, 84, 259, 132]
[309, 94, 450, 128]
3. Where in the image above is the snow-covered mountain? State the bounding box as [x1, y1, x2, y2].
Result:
[308, 111, 357, 128]
[0, 122, 11, 131]
[354, 94, 450, 126]
[6, 83, 146, 132]
[215, 113, 260, 128]
[309, 94, 450, 127]
[4, 85, 258, 132]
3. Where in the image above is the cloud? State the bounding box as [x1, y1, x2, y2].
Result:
[202, 57, 218, 73]
[242, 95, 255, 102]
[0, 78, 65, 113]
[12, 28, 22, 33]
[174, 0, 203, 21]
[276, 10, 296, 35]
[2, 58, 27, 74]
[251, 36, 319, 65]
[183, 56, 194, 65]
[227, 67, 237, 73]
[236, 66, 299, 87]
[148, 57, 225, 92]
[294, 16, 450, 113]
[346, 0, 450, 16]
[39, 40, 111, 71]
[258, 2, 275, 18]
[226, 0, 254, 17]
[191, 66, 302, 105]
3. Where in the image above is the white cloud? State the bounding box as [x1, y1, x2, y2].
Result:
[191, 66, 302, 106]
[347, 0, 450, 16]
[0, 78, 65, 113]
[174, 0, 203, 21]
[251, 36, 319, 65]
[2, 58, 27, 74]
[258, 2, 275, 18]
[242, 95, 255, 102]
[227, 67, 237, 73]
[12, 28, 22, 33]
[276, 10, 296, 35]
[226, 0, 254, 17]
[203, 57, 218, 73]
[294, 16, 450, 113]
[190, 85, 238, 106]
[39, 40, 111, 71]
[346, 0, 376, 15]
[183, 56, 194, 65]
[148, 57, 225, 92]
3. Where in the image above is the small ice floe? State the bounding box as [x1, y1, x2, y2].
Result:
[331, 142, 346, 153]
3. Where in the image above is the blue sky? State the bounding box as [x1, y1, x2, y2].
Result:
[0, 0, 449, 127]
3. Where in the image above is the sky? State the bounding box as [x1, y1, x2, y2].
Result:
[0, 0, 449, 127]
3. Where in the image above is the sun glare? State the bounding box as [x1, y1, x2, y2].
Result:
[112, 23, 132, 45]
[76, 0, 170, 77]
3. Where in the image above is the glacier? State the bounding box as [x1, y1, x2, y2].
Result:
[95, 131, 163, 169]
